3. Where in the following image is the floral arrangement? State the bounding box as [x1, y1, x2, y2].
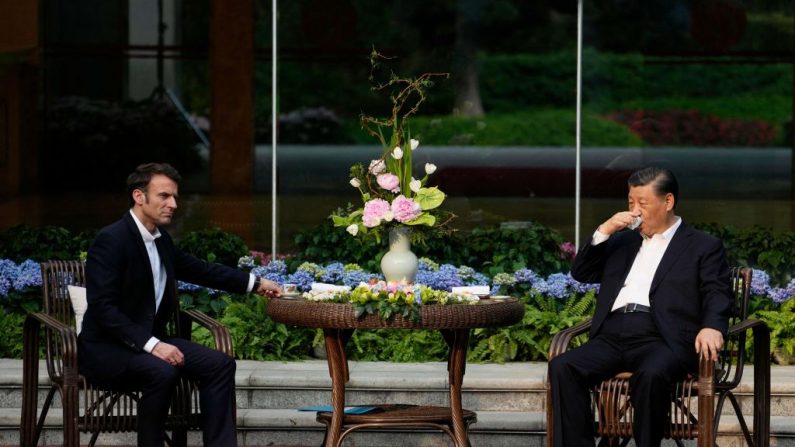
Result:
[302, 280, 478, 321]
[331, 50, 454, 244]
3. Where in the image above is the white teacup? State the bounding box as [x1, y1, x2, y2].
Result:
[282, 283, 298, 295]
[628, 216, 643, 230]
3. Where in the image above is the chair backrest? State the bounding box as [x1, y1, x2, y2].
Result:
[40, 260, 85, 325]
[716, 267, 752, 386]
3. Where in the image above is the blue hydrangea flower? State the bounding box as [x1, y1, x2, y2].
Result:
[422, 264, 464, 291]
[286, 270, 315, 292]
[418, 258, 439, 272]
[750, 269, 771, 296]
[320, 262, 345, 284]
[342, 270, 380, 288]
[533, 273, 571, 299]
[468, 272, 490, 286]
[250, 266, 287, 285]
[14, 260, 42, 291]
[264, 260, 288, 276]
[0, 259, 15, 297]
[768, 287, 792, 304]
[514, 268, 540, 286]
[177, 281, 204, 292]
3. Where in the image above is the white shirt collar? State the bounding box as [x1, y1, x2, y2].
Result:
[129, 209, 161, 243]
[645, 216, 682, 241]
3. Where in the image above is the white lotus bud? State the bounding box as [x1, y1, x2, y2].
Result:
[349, 178, 361, 188]
[410, 139, 420, 151]
[346, 224, 359, 236]
[425, 163, 437, 175]
[392, 146, 404, 160]
[409, 178, 422, 193]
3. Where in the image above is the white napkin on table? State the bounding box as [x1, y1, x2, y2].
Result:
[310, 283, 352, 293]
[451, 286, 490, 295]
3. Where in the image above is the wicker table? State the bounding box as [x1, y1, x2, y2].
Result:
[267, 297, 525, 447]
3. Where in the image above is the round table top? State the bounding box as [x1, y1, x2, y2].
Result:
[267, 297, 524, 330]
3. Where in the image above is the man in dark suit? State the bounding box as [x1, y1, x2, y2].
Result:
[548, 167, 732, 447]
[79, 163, 281, 447]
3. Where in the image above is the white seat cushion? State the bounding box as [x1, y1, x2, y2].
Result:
[67, 285, 87, 335]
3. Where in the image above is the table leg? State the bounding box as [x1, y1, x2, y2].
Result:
[323, 328, 352, 447]
[443, 329, 471, 447]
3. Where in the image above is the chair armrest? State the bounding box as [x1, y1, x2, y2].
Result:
[548, 317, 593, 360]
[728, 317, 767, 336]
[180, 309, 234, 356]
[24, 313, 79, 382]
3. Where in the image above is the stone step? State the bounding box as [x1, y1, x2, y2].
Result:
[1, 408, 795, 446]
[2, 359, 794, 446]
[6, 360, 795, 416]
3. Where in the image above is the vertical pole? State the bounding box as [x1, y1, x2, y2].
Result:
[575, 0, 583, 250]
[271, 0, 278, 258]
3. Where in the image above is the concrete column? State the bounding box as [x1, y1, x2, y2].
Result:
[209, 0, 254, 194]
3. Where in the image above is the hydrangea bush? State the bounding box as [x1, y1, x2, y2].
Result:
[2, 258, 794, 362]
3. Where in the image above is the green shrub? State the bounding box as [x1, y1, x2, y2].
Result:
[177, 228, 249, 268]
[470, 291, 595, 362]
[348, 329, 448, 362]
[0, 309, 25, 358]
[480, 50, 792, 112]
[754, 297, 795, 364]
[217, 295, 314, 360]
[404, 110, 642, 146]
[0, 225, 93, 262]
[292, 221, 570, 277]
[694, 223, 795, 286]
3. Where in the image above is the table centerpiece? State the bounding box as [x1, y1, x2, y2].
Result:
[330, 49, 454, 284]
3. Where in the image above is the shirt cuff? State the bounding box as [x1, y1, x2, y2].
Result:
[143, 336, 160, 353]
[591, 229, 610, 245]
[246, 274, 256, 292]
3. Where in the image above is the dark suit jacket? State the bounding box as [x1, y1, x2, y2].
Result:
[78, 212, 250, 379]
[571, 221, 732, 372]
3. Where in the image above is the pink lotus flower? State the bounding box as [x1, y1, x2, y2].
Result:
[391, 195, 422, 223]
[363, 199, 391, 227]
[377, 173, 400, 193]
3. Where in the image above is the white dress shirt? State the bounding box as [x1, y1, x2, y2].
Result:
[129, 210, 168, 353]
[591, 217, 682, 311]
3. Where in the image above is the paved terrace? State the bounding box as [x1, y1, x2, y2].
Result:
[0, 359, 793, 446]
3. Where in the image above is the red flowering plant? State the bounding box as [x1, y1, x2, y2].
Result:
[331, 50, 455, 244]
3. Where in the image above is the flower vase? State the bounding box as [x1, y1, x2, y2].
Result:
[380, 227, 418, 283]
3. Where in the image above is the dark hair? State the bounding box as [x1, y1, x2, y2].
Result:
[126, 163, 182, 206]
[627, 166, 679, 207]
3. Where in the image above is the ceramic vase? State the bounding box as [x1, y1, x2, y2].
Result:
[380, 226, 418, 283]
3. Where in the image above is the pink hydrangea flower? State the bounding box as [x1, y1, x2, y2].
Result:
[391, 195, 422, 223]
[363, 199, 391, 227]
[377, 173, 400, 193]
[559, 241, 576, 261]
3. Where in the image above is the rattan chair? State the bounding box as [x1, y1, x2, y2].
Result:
[546, 267, 771, 447]
[20, 260, 235, 447]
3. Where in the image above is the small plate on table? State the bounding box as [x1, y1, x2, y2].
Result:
[489, 295, 513, 301]
[281, 292, 301, 299]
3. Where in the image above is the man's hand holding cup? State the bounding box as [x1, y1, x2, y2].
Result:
[598, 211, 642, 236]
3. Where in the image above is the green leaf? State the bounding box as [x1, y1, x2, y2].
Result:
[403, 213, 436, 226]
[414, 187, 445, 210]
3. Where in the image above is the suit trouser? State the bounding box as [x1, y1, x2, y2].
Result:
[548, 312, 687, 447]
[115, 338, 237, 447]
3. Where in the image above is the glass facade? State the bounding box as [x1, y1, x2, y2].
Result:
[4, 0, 792, 254]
